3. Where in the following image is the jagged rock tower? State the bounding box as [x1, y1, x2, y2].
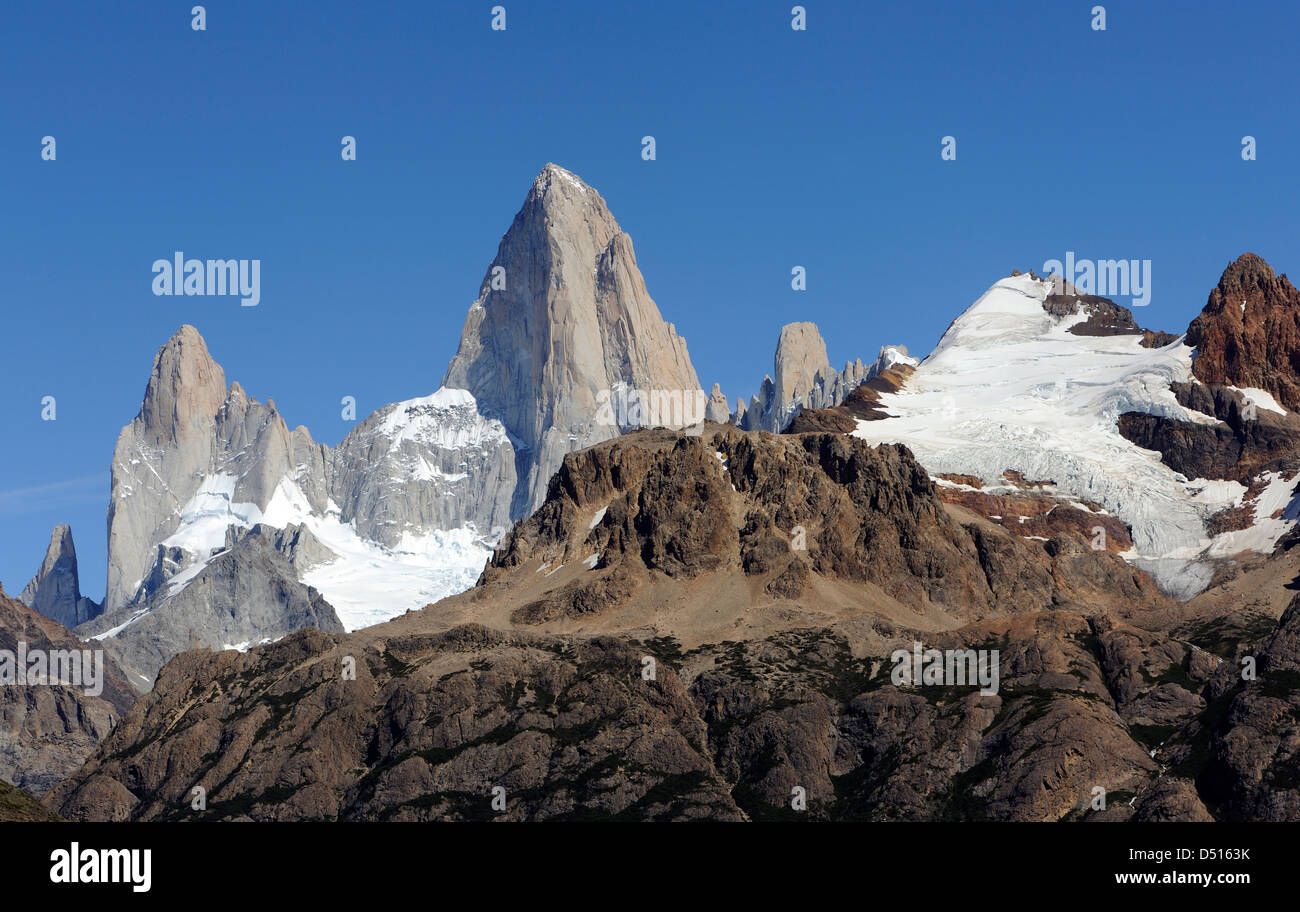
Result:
[443, 163, 703, 517]
[18, 524, 100, 628]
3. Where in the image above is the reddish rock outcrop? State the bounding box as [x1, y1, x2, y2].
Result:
[1187, 253, 1300, 410]
[1043, 289, 1178, 347]
[1117, 382, 1300, 482]
[936, 487, 1133, 553]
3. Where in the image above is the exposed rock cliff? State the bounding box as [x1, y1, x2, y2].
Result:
[106, 325, 231, 611]
[79, 524, 344, 686]
[328, 388, 516, 547]
[733, 322, 892, 432]
[19, 524, 100, 628]
[48, 430, 1203, 823]
[0, 584, 135, 797]
[1188, 253, 1300, 409]
[443, 163, 703, 518]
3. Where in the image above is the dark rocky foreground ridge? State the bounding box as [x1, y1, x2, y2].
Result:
[44, 428, 1300, 822]
[0, 585, 136, 797]
[0, 779, 61, 822]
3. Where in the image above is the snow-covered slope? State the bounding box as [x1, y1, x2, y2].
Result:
[139, 388, 509, 631]
[265, 476, 493, 631]
[327, 387, 515, 553]
[851, 273, 1296, 597]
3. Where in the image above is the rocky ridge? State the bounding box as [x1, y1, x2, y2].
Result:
[50, 428, 1242, 823]
[731, 323, 906, 433]
[75, 164, 712, 686]
[0, 584, 136, 797]
[77, 524, 345, 687]
[443, 163, 704, 518]
[15, 170, 1300, 823]
[1187, 253, 1300, 410]
[19, 524, 101, 628]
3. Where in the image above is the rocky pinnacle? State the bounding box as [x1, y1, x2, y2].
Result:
[442, 163, 703, 518]
[18, 524, 100, 628]
[737, 321, 869, 432]
[105, 326, 227, 610]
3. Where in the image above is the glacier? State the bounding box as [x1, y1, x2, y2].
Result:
[851, 273, 1297, 597]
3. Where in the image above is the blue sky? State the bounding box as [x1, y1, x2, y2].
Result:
[2, 0, 1298, 601]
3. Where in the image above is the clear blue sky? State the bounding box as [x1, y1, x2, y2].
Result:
[2, 0, 1297, 601]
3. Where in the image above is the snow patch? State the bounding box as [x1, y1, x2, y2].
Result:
[879, 346, 919, 370]
[282, 486, 493, 632]
[221, 637, 277, 653]
[89, 607, 151, 641]
[163, 474, 263, 556]
[375, 387, 506, 449]
[1229, 386, 1287, 416]
[165, 474, 493, 632]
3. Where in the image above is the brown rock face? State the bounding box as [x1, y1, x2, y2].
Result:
[0, 585, 137, 796]
[692, 612, 1184, 821]
[1117, 382, 1300, 482]
[1187, 253, 1300, 410]
[49, 604, 1217, 822]
[1190, 594, 1300, 820]
[783, 364, 914, 432]
[484, 427, 1169, 626]
[47, 428, 1212, 823]
[936, 486, 1133, 552]
[936, 473, 983, 489]
[48, 627, 745, 822]
[1043, 288, 1176, 347]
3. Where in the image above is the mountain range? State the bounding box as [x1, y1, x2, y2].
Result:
[7, 164, 1300, 822]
